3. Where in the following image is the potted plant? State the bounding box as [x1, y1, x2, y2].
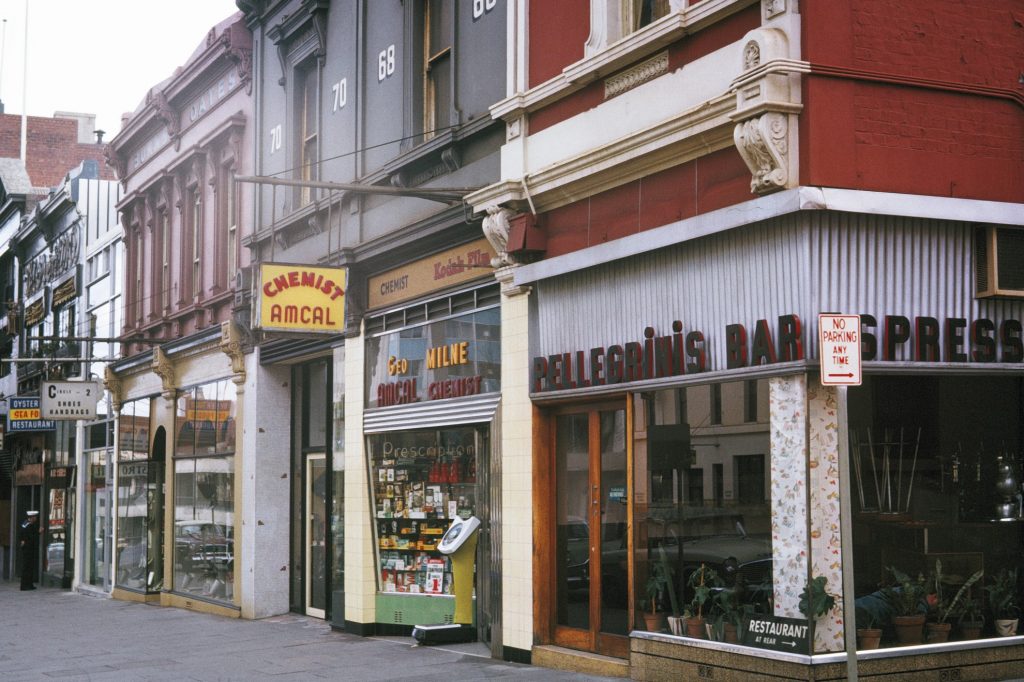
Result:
[855, 607, 883, 650]
[958, 597, 985, 640]
[655, 546, 683, 636]
[883, 566, 928, 645]
[925, 560, 983, 643]
[985, 568, 1020, 637]
[799, 575, 837, 647]
[685, 563, 721, 639]
[711, 587, 744, 643]
[644, 567, 668, 632]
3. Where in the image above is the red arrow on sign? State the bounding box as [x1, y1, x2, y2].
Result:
[829, 373, 855, 378]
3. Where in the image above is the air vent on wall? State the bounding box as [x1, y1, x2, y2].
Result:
[975, 226, 1024, 298]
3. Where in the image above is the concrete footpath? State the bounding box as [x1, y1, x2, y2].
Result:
[0, 581, 612, 681]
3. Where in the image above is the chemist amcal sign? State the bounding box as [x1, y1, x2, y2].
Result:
[256, 264, 347, 333]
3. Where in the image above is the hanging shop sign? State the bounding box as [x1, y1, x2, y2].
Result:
[24, 229, 80, 299]
[818, 314, 862, 386]
[256, 263, 347, 333]
[41, 380, 104, 420]
[367, 238, 496, 310]
[23, 297, 46, 328]
[50, 268, 80, 309]
[7, 397, 55, 432]
[532, 312, 1023, 393]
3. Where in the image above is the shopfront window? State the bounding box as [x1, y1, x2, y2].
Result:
[634, 379, 773, 639]
[173, 380, 236, 603]
[116, 398, 163, 592]
[848, 374, 1023, 647]
[83, 440, 112, 588]
[367, 427, 482, 595]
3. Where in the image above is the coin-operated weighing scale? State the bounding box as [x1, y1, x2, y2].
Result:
[412, 515, 481, 645]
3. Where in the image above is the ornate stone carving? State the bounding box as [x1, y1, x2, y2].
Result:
[743, 40, 761, 71]
[220, 320, 247, 388]
[151, 347, 177, 401]
[226, 44, 254, 95]
[103, 366, 124, 413]
[604, 51, 668, 100]
[733, 112, 789, 194]
[482, 206, 514, 268]
[764, 0, 786, 19]
[103, 144, 126, 181]
[148, 88, 180, 150]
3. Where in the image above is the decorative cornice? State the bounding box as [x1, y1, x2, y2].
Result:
[467, 93, 736, 214]
[604, 51, 669, 100]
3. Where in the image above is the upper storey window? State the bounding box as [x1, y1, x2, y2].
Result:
[636, 0, 672, 29]
[423, 0, 453, 140]
[297, 62, 319, 207]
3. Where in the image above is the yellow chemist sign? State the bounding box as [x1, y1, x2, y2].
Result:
[257, 264, 347, 333]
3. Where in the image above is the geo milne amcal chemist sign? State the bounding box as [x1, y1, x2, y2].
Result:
[256, 263, 347, 333]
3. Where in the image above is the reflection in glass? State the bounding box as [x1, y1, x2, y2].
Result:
[84, 448, 110, 587]
[556, 413, 590, 630]
[600, 410, 629, 636]
[173, 456, 234, 602]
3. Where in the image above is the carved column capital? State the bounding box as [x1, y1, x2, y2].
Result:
[151, 347, 177, 401]
[733, 112, 789, 195]
[495, 264, 531, 298]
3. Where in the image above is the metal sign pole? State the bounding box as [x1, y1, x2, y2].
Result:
[837, 385, 858, 682]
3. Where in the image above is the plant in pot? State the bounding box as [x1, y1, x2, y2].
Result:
[883, 566, 928, 645]
[925, 560, 983, 644]
[685, 563, 721, 639]
[854, 607, 883, 650]
[984, 568, 1020, 637]
[656, 546, 683, 635]
[711, 587, 745, 644]
[957, 597, 985, 640]
[644, 566, 669, 632]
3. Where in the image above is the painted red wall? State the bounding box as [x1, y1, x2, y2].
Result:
[542, 148, 750, 257]
[528, 0, 589, 87]
[801, 0, 1024, 202]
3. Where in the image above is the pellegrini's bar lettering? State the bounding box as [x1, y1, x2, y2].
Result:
[531, 312, 1023, 394]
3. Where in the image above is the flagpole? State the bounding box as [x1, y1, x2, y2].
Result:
[20, 0, 28, 162]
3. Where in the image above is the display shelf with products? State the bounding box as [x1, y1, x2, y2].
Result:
[371, 448, 477, 596]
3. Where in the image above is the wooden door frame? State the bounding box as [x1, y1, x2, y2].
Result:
[533, 396, 633, 659]
[304, 453, 327, 619]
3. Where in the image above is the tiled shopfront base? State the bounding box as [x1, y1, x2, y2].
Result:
[630, 633, 1024, 681]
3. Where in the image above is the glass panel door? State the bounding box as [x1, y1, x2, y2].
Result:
[306, 453, 328, 618]
[553, 406, 629, 658]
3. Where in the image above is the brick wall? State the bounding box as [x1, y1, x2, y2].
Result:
[802, 0, 1024, 202]
[0, 113, 115, 187]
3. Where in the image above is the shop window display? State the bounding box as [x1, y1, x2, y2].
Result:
[633, 380, 774, 639]
[367, 427, 481, 596]
[116, 398, 163, 592]
[173, 380, 236, 602]
[848, 375, 1023, 648]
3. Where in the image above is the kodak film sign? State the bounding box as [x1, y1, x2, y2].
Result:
[257, 264, 347, 333]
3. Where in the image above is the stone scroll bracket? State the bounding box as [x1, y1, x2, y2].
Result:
[220, 320, 249, 392]
[151, 347, 177, 402]
[103, 365, 124, 414]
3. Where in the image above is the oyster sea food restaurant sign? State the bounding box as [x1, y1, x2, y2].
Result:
[256, 264, 347, 333]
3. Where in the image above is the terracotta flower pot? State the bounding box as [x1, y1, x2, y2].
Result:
[893, 613, 926, 645]
[994, 618, 1019, 637]
[643, 612, 666, 632]
[925, 621, 952, 643]
[857, 627, 882, 650]
[959, 622, 983, 640]
[723, 622, 739, 644]
[685, 615, 706, 639]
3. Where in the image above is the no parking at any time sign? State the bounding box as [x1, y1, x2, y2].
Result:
[818, 314, 862, 386]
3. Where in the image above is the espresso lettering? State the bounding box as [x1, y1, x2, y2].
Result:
[945, 318, 967, 362]
[884, 315, 911, 360]
[726, 324, 747, 369]
[915, 316, 940, 361]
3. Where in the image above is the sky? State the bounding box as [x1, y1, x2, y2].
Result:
[0, 0, 240, 137]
